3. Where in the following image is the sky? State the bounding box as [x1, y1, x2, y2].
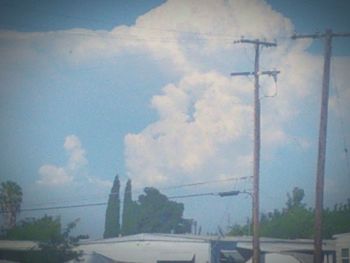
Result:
[0, 0, 349, 239]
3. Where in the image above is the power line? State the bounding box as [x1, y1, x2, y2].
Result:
[11, 176, 251, 213]
[40, 30, 291, 43]
[168, 192, 217, 199]
[0, 22, 289, 45]
[7, 189, 250, 213]
[160, 175, 252, 190]
[0, 2, 292, 42]
[130, 175, 251, 196]
[0, 22, 239, 44]
[0, 202, 108, 213]
[168, 190, 246, 199]
[0, 3, 294, 44]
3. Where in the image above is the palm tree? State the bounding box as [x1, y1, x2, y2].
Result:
[0, 181, 23, 229]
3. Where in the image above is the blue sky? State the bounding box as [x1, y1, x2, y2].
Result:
[0, 0, 349, 238]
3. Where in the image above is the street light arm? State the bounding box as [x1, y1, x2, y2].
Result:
[218, 190, 240, 197]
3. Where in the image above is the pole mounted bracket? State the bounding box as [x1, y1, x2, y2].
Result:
[234, 38, 277, 47]
[230, 70, 280, 78]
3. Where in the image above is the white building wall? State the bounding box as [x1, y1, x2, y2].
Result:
[79, 240, 211, 263]
[334, 233, 350, 263]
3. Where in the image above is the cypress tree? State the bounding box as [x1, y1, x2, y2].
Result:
[121, 179, 138, 235]
[103, 175, 120, 238]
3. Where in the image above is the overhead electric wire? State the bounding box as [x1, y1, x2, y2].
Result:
[0, 2, 291, 41]
[18, 202, 108, 212]
[160, 175, 252, 190]
[5, 2, 347, 216]
[168, 192, 217, 199]
[0, 2, 295, 45]
[167, 189, 252, 199]
[3, 189, 250, 213]
[13, 176, 252, 213]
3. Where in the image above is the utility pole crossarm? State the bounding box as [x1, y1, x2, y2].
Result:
[234, 39, 277, 47]
[292, 31, 350, 40]
[230, 71, 254, 76]
[231, 37, 279, 263]
[230, 70, 280, 77]
[291, 33, 325, 39]
[260, 70, 280, 76]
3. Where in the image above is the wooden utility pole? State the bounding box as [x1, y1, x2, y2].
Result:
[231, 38, 280, 263]
[292, 29, 350, 263]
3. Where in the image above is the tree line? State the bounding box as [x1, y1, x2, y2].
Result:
[2, 179, 350, 262]
[0, 181, 84, 262]
[229, 187, 350, 239]
[0, 177, 192, 242]
[0, 177, 191, 260]
[103, 175, 192, 238]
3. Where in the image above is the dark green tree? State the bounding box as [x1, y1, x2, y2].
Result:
[174, 218, 193, 234]
[6, 215, 61, 241]
[260, 204, 313, 238]
[37, 218, 84, 263]
[103, 175, 121, 238]
[229, 187, 350, 239]
[230, 219, 251, 236]
[323, 199, 350, 238]
[121, 183, 191, 235]
[4, 216, 85, 263]
[121, 179, 138, 236]
[135, 187, 189, 234]
[259, 187, 313, 238]
[0, 181, 23, 229]
[286, 187, 305, 209]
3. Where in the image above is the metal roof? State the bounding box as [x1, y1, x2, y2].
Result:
[0, 240, 39, 251]
[333, 232, 350, 238]
[80, 233, 337, 254]
[80, 233, 212, 245]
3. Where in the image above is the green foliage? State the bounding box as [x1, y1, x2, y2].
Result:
[174, 218, 193, 234]
[260, 205, 314, 239]
[6, 215, 61, 241]
[0, 181, 23, 228]
[103, 175, 121, 238]
[259, 187, 313, 239]
[229, 187, 350, 239]
[286, 187, 305, 209]
[230, 223, 250, 236]
[38, 218, 83, 263]
[121, 179, 138, 235]
[136, 187, 185, 233]
[121, 182, 191, 235]
[323, 199, 350, 238]
[4, 216, 85, 263]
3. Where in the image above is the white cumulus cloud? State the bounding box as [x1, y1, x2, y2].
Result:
[122, 0, 325, 188]
[5, 0, 347, 193]
[37, 134, 88, 186]
[64, 134, 88, 171]
[125, 71, 252, 187]
[37, 165, 73, 186]
[37, 135, 113, 192]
